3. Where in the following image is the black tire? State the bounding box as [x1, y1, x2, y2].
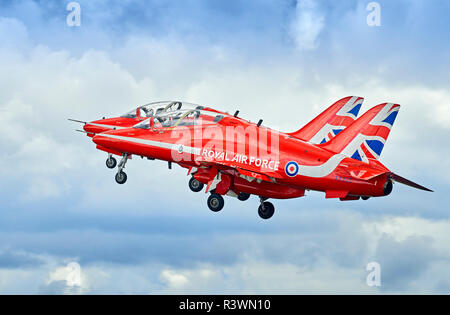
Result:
[106, 157, 117, 169]
[189, 177, 204, 192]
[258, 201, 275, 220]
[237, 192, 251, 201]
[207, 193, 224, 212]
[361, 196, 370, 201]
[115, 171, 127, 185]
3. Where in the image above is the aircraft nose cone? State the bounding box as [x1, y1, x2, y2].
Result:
[83, 123, 97, 134]
[92, 134, 109, 147]
[84, 119, 114, 135]
[92, 133, 123, 152]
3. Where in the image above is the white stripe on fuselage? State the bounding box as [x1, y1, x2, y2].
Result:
[98, 133, 201, 155]
[297, 154, 346, 178]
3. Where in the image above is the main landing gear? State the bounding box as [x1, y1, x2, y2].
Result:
[237, 192, 251, 201]
[187, 176, 275, 219]
[187, 177, 223, 212]
[207, 193, 224, 212]
[115, 153, 129, 185]
[258, 197, 275, 220]
[205, 191, 275, 220]
[188, 177, 204, 192]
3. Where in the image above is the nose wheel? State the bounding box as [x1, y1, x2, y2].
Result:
[115, 171, 127, 185]
[207, 193, 224, 212]
[106, 155, 117, 169]
[258, 198, 275, 220]
[115, 153, 129, 184]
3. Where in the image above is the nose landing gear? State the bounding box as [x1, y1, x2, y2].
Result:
[115, 171, 127, 185]
[115, 153, 129, 185]
[106, 154, 117, 169]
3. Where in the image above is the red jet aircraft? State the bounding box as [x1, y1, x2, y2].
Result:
[74, 97, 363, 170]
[77, 97, 432, 219]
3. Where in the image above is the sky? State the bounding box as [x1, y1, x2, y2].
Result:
[0, 0, 450, 294]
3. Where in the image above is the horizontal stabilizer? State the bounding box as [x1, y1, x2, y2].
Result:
[391, 173, 433, 192]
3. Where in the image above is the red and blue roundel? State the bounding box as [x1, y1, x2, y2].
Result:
[285, 161, 299, 177]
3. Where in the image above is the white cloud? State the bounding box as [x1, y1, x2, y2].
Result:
[160, 269, 189, 288]
[47, 261, 86, 291]
[0, 213, 449, 294]
[289, 0, 325, 51]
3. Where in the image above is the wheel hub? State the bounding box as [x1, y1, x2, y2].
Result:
[210, 199, 219, 208]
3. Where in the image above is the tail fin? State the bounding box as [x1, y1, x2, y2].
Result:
[319, 103, 400, 163]
[289, 96, 364, 144]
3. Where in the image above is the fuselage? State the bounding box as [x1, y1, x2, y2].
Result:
[92, 113, 392, 200]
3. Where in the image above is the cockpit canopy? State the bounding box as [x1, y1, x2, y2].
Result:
[120, 101, 205, 119]
[134, 109, 224, 130]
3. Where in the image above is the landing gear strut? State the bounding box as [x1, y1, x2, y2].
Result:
[258, 197, 275, 220]
[189, 177, 204, 192]
[207, 193, 224, 212]
[115, 153, 128, 185]
[106, 154, 117, 169]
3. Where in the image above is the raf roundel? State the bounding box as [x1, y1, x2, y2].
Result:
[285, 161, 299, 177]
